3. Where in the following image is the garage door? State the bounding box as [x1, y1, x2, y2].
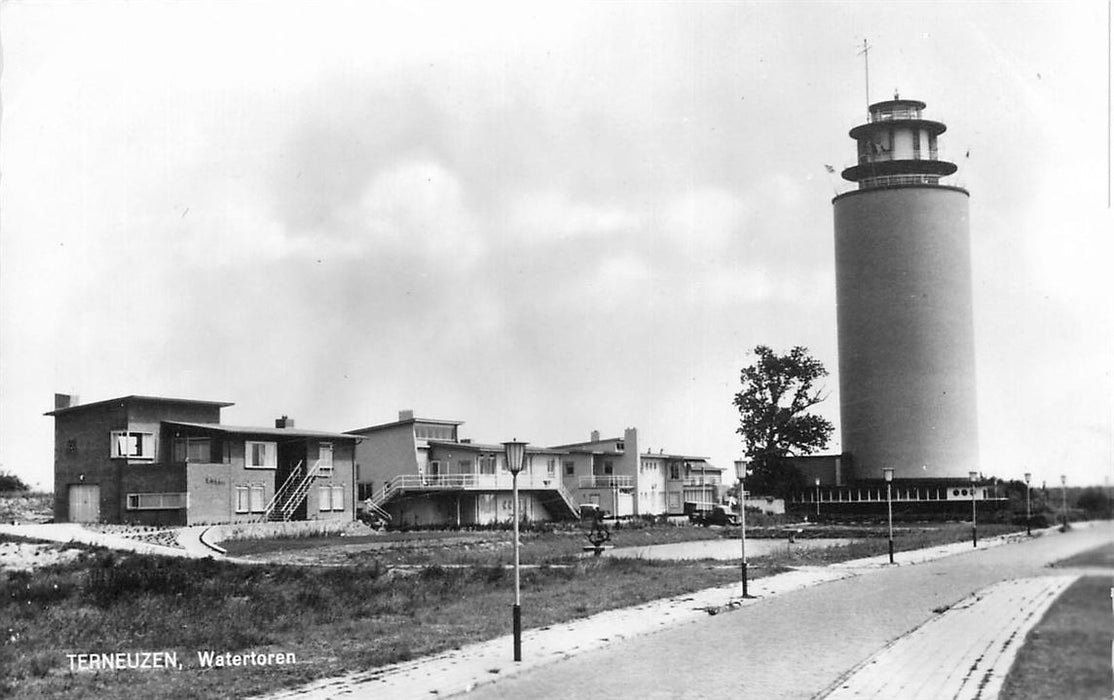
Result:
[68, 484, 100, 523]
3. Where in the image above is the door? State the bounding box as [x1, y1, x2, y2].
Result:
[68, 484, 100, 523]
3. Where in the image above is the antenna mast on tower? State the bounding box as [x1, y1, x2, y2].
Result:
[858, 39, 871, 114]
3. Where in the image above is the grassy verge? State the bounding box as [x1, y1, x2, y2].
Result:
[221, 521, 1023, 567]
[220, 523, 729, 564]
[1, 551, 750, 699]
[1052, 541, 1114, 569]
[999, 575, 1113, 700]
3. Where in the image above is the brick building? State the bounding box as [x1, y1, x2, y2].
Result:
[47, 394, 357, 525]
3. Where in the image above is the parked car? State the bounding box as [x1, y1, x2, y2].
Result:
[690, 504, 739, 527]
[579, 503, 608, 521]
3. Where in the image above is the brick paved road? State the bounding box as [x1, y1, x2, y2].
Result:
[460, 523, 1112, 700]
[822, 575, 1077, 699]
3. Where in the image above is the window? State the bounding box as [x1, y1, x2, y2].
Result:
[126, 493, 187, 510]
[358, 482, 375, 501]
[458, 459, 473, 473]
[547, 459, 556, 477]
[173, 437, 211, 463]
[111, 431, 154, 460]
[604, 461, 614, 475]
[479, 455, 496, 475]
[234, 484, 266, 514]
[318, 442, 334, 474]
[246, 441, 277, 469]
[235, 486, 251, 513]
[564, 461, 575, 476]
[319, 484, 346, 511]
[615, 441, 625, 452]
[414, 425, 455, 441]
[669, 464, 680, 480]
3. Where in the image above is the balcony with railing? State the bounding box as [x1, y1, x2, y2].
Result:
[389, 473, 566, 491]
[577, 475, 634, 489]
[369, 471, 579, 518]
[857, 149, 939, 165]
[869, 107, 922, 122]
[682, 476, 721, 487]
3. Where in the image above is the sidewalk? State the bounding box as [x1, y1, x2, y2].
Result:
[254, 529, 1031, 700]
[820, 575, 1078, 699]
[0, 522, 216, 559]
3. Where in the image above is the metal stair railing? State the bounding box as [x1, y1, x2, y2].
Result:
[277, 460, 323, 520]
[261, 460, 304, 522]
[369, 476, 403, 508]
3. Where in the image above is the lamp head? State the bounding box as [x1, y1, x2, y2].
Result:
[733, 459, 748, 481]
[882, 467, 894, 483]
[968, 471, 978, 482]
[502, 440, 528, 476]
[1024, 472, 1031, 484]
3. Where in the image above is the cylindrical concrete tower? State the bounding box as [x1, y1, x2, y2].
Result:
[833, 98, 978, 482]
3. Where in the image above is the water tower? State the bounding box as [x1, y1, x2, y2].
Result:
[833, 97, 979, 482]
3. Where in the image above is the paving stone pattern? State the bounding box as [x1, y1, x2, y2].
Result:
[822, 575, 1078, 699]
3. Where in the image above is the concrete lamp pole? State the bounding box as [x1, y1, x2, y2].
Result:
[733, 460, 753, 598]
[883, 467, 894, 564]
[1060, 474, 1068, 530]
[503, 439, 528, 662]
[1024, 472, 1032, 536]
[969, 471, 979, 547]
[815, 477, 821, 518]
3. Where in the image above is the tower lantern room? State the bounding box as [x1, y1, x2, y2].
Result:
[841, 97, 957, 190]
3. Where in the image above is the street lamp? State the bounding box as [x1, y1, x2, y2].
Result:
[734, 460, 754, 598]
[503, 439, 528, 662]
[883, 468, 894, 564]
[1023, 472, 1032, 536]
[815, 477, 821, 518]
[969, 471, 979, 547]
[1060, 474, 1068, 530]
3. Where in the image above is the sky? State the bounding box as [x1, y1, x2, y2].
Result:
[1, 1, 1111, 491]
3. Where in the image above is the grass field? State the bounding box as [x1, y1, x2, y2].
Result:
[221, 521, 1025, 567]
[2, 521, 1026, 699]
[999, 573, 1113, 700]
[0, 548, 751, 699]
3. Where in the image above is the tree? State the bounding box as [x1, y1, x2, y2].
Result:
[1076, 487, 1111, 518]
[0, 470, 31, 492]
[733, 345, 834, 498]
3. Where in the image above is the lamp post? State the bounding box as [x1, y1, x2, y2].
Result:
[969, 471, 978, 547]
[883, 468, 894, 564]
[733, 460, 753, 598]
[1024, 472, 1032, 536]
[503, 439, 527, 662]
[1060, 474, 1068, 530]
[815, 477, 821, 519]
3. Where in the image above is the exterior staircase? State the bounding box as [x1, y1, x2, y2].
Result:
[261, 460, 322, 522]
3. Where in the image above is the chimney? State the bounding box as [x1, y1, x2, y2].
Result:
[54, 393, 78, 410]
[590, 430, 600, 442]
[275, 416, 295, 429]
[399, 409, 414, 421]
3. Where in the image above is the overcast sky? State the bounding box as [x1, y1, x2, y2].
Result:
[2, 1, 1111, 490]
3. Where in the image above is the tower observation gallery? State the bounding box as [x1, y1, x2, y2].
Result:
[833, 97, 979, 484]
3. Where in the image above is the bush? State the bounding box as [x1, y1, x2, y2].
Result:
[0, 471, 30, 492]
